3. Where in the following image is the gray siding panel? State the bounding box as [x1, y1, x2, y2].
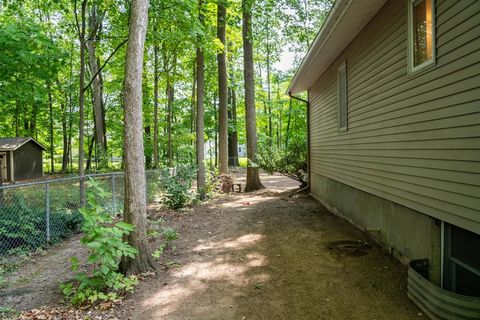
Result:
[309, 0, 480, 234]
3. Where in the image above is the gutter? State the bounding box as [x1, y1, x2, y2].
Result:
[289, 93, 311, 192]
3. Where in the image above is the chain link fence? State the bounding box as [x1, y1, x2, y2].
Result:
[0, 169, 168, 257]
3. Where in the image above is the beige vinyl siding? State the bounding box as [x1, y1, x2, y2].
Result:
[309, 0, 480, 234]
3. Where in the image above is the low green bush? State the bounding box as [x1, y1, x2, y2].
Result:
[61, 178, 138, 306]
[256, 140, 308, 188]
[158, 165, 196, 209]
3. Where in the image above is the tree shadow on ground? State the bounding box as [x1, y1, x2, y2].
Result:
[127, 187, 420, 320]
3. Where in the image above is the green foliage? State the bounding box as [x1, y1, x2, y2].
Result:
[61, 179, 138, 306]
[159, 165, 196, 209]
[162, 227, 179, 242]
[256, 140, 308, 187]
[0, 194, 82, 254]
[0, 307, 18, 320]
[150, 226, 179, 260]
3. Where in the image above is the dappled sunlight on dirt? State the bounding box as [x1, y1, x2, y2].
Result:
[140, 232, 270, 318]
[193, 233, 264, 252]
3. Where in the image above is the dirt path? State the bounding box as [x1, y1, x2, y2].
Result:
[125, 174, 421, 320]
[1, 174, 422, 319]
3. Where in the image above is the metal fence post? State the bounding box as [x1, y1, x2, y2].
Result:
[45, 182, 50, 244]
[112, 173, 116, 213]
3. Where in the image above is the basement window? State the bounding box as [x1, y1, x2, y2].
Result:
[337, 62, 348, 131]
[408, 0, 436, 72]
[443, 223, 480, 297]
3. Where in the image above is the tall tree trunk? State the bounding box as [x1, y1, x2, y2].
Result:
[77, 0, 87, 204]
[191, 59, 196, 163]
[153, 29, 160, 169]
[213, 93, 218, 168]
[196, 0, 206, 199]
[121, 0, 155, 275]
[61, 102, 69, 172]
[15, 100, 20, 137]
[145, 125, 152, 168]
[217, 1, 228, 174]
[166, 76, 174, 167]
[48, 84, 54, 173]
[228, 87, 239, 166]
[266, 9, 272, 148]
[86, 135, 95, 171]
[242, 0, 264, 191]
[87, 5, 107, 168]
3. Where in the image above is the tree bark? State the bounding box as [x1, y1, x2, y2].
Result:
[153, 27, 160, 169]
[196, 0, 206, 199]
[217, 1, 228, 174]
[228, 87, 239, 166]
[121, 0, 155, 275]
[87, 5, 107, 168]
[48, 84, 54, 173]
[61, 102, 69, 172]
[77, 0, 87, 204]
[242, 0, 264, 191]
[166, 77, 174, 167]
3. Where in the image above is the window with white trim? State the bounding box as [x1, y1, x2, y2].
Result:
[337, 62, 347, 131]
[408, 0, 436, 72]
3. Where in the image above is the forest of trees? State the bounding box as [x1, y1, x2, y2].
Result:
[0, 0, 332, 190]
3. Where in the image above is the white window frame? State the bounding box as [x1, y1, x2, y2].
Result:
[337, 61, 348, 132]
[407, 0, 436, 74]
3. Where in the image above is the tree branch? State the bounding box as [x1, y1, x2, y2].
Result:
[83, 38, 128, 92]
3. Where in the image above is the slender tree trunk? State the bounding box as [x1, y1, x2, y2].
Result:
[228, 87, 239, 167]
[153, 29, 160, 169]
[86, 135, 94, 171]
[78, 0, 87, 204]
[242, 0, 264, 191]
[15, 100, 19, 137]
[121, 0, 155, 275]
[48, 84, 54, 173]
[196, 0, 206, 199]
[87, 5, 107, 168]
[213, 94, 218, 168]
[266, 10, 272, 148]
[166, 67, 175, 168]
[61, 102, 69, 172]
[217, 1, 228, 174]
[191, 59, 196, 163]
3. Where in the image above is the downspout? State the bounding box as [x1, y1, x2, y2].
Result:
[288, 92, 311, 192]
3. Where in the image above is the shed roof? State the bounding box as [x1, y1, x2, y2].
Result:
[0, 137, 46, 151]
[288, 0, 388, 95]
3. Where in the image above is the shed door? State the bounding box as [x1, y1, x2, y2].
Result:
[0, 152, 6, 181]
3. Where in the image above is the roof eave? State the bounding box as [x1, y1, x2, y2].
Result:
[288, 0, 388, 95]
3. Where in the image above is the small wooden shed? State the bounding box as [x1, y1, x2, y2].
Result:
[0, 137, 46, 182]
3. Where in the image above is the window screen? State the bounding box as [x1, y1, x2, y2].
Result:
[338, 63, 347, 130]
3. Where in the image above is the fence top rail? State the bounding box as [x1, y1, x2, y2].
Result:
[0, 169, 166, 190]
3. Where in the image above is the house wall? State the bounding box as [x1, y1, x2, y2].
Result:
[13, 142, 43, 181]
[308, 0, 480, 281]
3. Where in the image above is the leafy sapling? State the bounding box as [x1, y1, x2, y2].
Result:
[61, 178, 139, 305]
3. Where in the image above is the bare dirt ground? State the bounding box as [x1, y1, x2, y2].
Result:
[1, 173, 422, 320]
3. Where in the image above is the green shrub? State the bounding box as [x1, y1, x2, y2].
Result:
[0, 195, 82, 254]
[256, 141, 308, 188]
[61, 178, 138, 306]
[158, 165, 196, 209]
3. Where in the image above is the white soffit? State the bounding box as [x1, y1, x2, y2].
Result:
[288, 0, 389, 95]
